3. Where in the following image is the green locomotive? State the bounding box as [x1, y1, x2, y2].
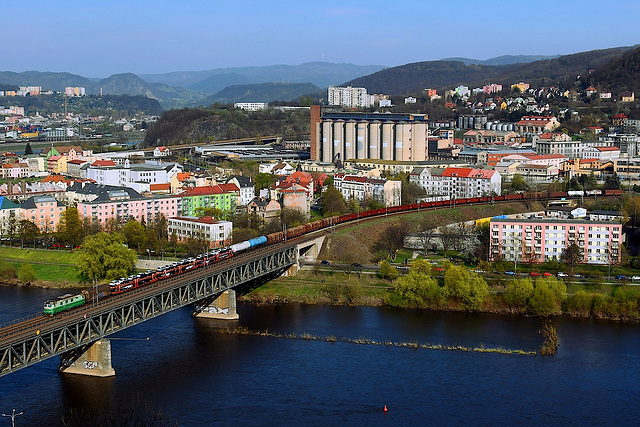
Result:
[43, 293, 85, 315]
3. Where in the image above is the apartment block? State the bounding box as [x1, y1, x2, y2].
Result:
[490, 218, 622, 265]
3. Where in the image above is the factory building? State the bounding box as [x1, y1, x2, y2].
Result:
[310, 106, 429, 163]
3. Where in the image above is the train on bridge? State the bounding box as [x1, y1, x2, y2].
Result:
[43, 188, 623, 315]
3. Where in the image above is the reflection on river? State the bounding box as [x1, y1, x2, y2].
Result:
[1, 286, 639, 426]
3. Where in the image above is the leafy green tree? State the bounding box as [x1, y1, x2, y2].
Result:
[389, 269, 443, 308]
[18, 263, 37, 284]
[77, 232, 137, 285]
[378, 260, 398, 280]
[320, 185, 348, 216]
[443, 266, 488, 310]
[24, 142, 33, 155]
[511, 174, 528, 192]
[505, 277, 534, 308]
[57, 206, 84, 248]
[409, 259, 432, 275]
[254, 173, 274, 194]
[528, 281, 560, 316]
[280, 208, 306, 228]
[122, 219, 147, 253]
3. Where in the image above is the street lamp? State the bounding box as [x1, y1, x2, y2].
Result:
[2, 409, 24, 427]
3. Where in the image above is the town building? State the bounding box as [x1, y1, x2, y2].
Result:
[247, 197, 281, 221]
[489, 218, 622, 265]
[179, 184, 239, 217]
[516, 115, 561, 135]
[234, 102, 268, 111]
[327, 86, 372, 108]
[310, 106, 429, 163]
[333, 173, 402, 206]
[86, 159, 182, 193]
[167, 216, 232, 248]
[410, 167, 501, 198]
[226, 176, 255, 206]
[77, 188, 181, 226]
[21, 195, 66, 232]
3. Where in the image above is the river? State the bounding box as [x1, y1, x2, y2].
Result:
[1, 286, 639, 426]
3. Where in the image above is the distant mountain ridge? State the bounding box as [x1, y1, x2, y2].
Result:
[139, 62, 386, 94]
[440, 54, 562, 66]
[345, 46, 639, 94]
[197, 82, 321, 105]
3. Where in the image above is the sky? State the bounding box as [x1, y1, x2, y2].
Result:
[5, 0, 639, 78]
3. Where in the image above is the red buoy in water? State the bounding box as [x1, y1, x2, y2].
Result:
[383, 405, 388, 413]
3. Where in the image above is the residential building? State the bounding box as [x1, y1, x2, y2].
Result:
[0, 197, 21, 237]
[333, 173, 402, 206]
[410, 167, 501, 198]
[0, 163, 28, 179]
[153, 146, 171, 157]
[226, 176, 255, 206]
[327, 86, 372, 108]
[614, 158, 640, 185]
[86, 159, 182, 193]
[582, 146, 621, 162]
[77, 189, 181, 226]
[167, 216, 232, 248]
[489, 218, 622, 265]
[179, 184, 239, 216]
[234, 102, 268, 111]
[247, 197, 281, 221]
[516, 115, 561, 135]
[21, 195, 66, 232]
[621, 91, 635, 102]
[310, 106, 429, 163]
[66, 159, 89, 178]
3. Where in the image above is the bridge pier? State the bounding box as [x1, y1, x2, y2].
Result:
[193, 290, 239, 320]
[58, 339, 116, 377]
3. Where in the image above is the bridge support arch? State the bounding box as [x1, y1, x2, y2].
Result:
[59, 339, 115, 377]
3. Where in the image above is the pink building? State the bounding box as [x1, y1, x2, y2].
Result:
[78, 194, 181, 226]
[490, 218, 622, 265]
[21, 195, 65, 231]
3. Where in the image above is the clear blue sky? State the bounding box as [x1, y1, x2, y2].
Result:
[7, 0, 639, 77]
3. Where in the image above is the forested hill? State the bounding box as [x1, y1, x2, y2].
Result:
[196, 82, 322, 105]
[591, 46, 640, 93]
[345, 46, 637, 94]
[142, 108, 310, 148]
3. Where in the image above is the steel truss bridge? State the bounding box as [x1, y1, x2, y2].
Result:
[0, 243, 297, 378]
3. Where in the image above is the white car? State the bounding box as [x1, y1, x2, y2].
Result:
[632, 276, 640, 282]
[557, 272, 568, 277]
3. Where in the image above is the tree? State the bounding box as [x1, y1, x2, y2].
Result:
[374, 220, 411, 260]
[122, 219, 147, 253]
[443, 266, 488, 311]
[563, 243, 583, 275]
[254, 173, 273, 194]
[511, 174, 528, 192]
[57, 206, 84, 248]
[24, 142, 33, 155]
[77, 232, 137, 285]
[528, 281, 560, 316]
[389, 268, 443, 308]
[378, 260, 398, 280]
[280, 208, 306, 228]
[18, 263, 37, 285]
[320, 185, 348, 216]
[505, 278, 534, 308]
[18, 220, 39, 248]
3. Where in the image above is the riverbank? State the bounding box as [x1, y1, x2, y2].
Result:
[242, 270, 640, 323]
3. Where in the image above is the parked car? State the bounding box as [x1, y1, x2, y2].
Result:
[432, 267, 443, 272]
[573, 273, 582, 278]
[557, 272, 568, 277]
[505, 271, 516, 275]
[617, 275, 629, 280]
[543, 272, 552, 277]
[350, 262, 363, 268]
[530, 272, 542, 277]
[320, 260, 330, 265]
[632, 276, 640, 282]
[473, 269, 486, 274]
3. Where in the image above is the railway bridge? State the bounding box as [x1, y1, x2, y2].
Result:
[0, 240, 313, 378]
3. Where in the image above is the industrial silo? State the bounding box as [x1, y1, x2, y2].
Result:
[356, 122, 368, 159]
[368, 121, 381, 159]
[381, 121, 394, 160]
[321, 120, 333, 163]
[344, 120, 357, 161]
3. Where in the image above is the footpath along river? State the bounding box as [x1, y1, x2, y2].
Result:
[1, 286, 639, 426]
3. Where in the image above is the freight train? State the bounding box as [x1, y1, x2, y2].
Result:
[44, 188, 623, 315]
